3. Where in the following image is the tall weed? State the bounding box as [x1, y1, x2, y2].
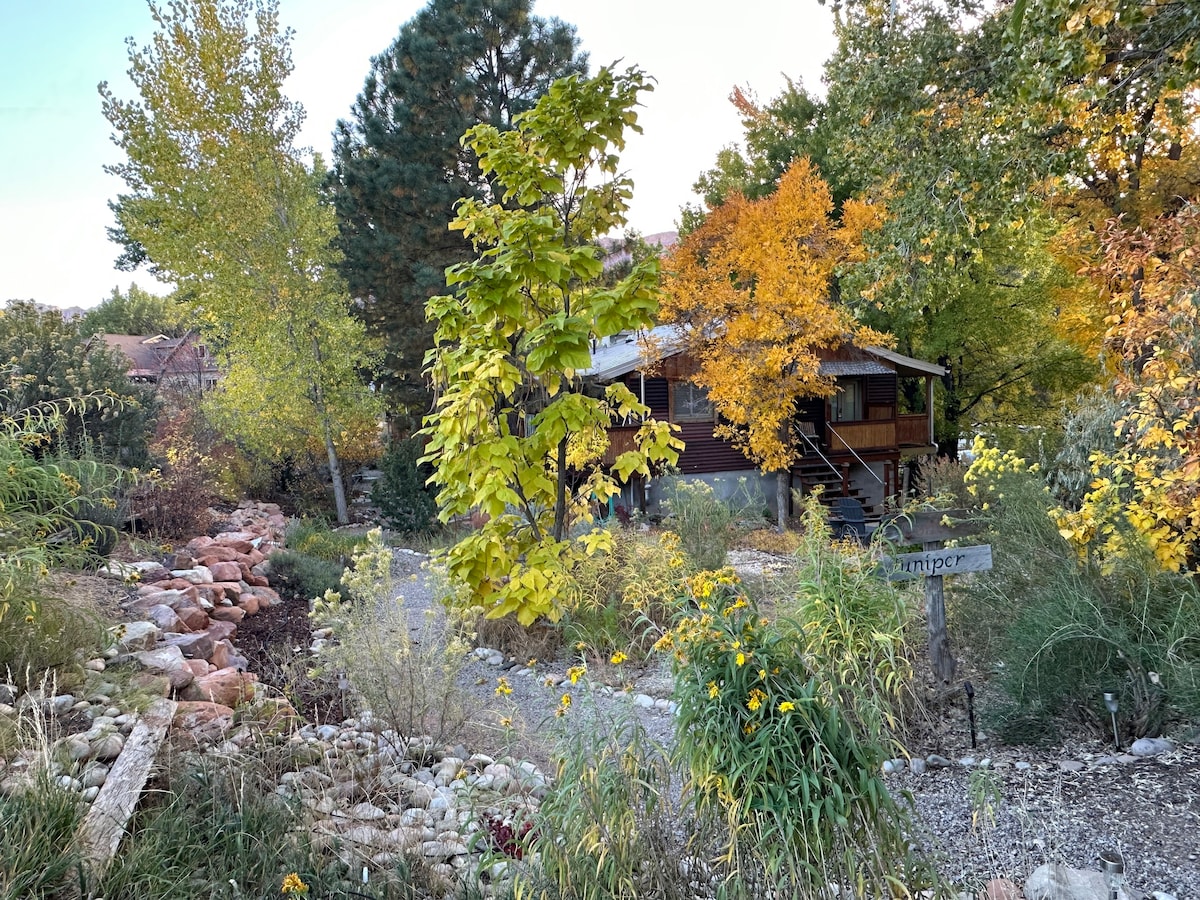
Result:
[560, 528, 687, 660]
[788, 494, 921, 745]
[528, 706, 691, 900]
[662, 478, 737, 571]
[310, 529, 469, 750]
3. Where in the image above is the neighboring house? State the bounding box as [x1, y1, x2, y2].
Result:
[583, 325, 945, 518]
[94, 333, 220, 395]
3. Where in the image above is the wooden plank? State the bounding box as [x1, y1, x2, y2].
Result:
[878, 509, 982, 544]
[877, 544, 993, 581]
[922, 538, 958, 683]
[79, 697, 177, 887]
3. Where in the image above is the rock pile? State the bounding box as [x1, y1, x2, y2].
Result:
[98, 500, 287, 714]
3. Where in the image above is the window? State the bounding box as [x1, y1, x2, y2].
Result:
[672, 381, 715, 422]
[830, 378, 863, 422]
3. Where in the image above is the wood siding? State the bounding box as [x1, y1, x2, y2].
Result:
[897, 414, 932, 446]
[827, 421, 896, 452]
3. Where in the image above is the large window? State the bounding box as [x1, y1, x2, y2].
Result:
[830, 378, 863, 422]
[672, 381, 715, 422]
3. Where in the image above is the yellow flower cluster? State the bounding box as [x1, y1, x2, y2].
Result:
[555, 692, 572, 717]
[566, 664, 586, 684]
[281, 873, 309, 895]
[495, 677, 513, 696]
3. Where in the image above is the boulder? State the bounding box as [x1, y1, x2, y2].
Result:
[1025, 863, 1132, 900]
[143, 604, 186, 633]
[205, 620, 238, 643]
[209, 640, 248, 671]
[1129, 737, 1173, 757]
[176, 606, 210, 632]
[209, 606, 246, 624]
[243, 585, 280, 607]
[237, 594, 261, 615]
[171, 566, 214, 585]
[180, 668, 257, 707]
[161, 631, 214, 660]
[114, 621, 159, 652]
[172, 700, 235, 744]
[208, 561, 243, 583]
[196, 546, 240, 564]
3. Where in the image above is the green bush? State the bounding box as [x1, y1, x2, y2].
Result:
[372, 438, 438, 534]
[661, 477, 736, 571]
[956, 457, 1200, 741]
[665, 572, 926, 898]
[266, 550, 345, 602]
[284, 518, 365, 564]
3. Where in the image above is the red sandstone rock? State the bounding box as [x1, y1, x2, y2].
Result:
[237, 593, 260, 615]
[209, 605, 246, 624]
[180, 667, 257, 707]
[208, 561, 243, 583]
[176, 606, 210, 632]
[172, 700, 235, 744]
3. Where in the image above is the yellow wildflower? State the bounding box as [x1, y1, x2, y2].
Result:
[567, 665, 586, 685]
[610, 650, 628, 665]
[495, 677, 513, 696]
[778, 701, 796, 713]
[281, 873, 309, 895]
[499, 716, 513, 728]
[747, 688, 767, 711]
[735, 652, 746, 667]
[707, 680, 719, 699]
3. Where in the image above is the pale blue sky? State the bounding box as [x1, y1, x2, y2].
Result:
[0, 1, 835, 309]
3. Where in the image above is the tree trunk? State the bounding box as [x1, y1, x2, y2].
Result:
[776, 470, 789, 530]
[322, 417, 350, 525]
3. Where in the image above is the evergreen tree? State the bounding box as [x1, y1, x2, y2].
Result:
[329, 0, 587, 427]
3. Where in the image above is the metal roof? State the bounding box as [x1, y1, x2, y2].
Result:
[579, 324, 685, 381]
[579, 327, 946, 380]
[818, 360, 894, 377]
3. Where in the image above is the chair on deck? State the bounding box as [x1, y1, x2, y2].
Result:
[830, 497, 868, 543]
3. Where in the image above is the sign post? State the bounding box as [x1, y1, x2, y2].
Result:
[877, 510, 990, 684]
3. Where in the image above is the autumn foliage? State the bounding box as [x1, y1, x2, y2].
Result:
[1057, 207, 1200, 571]
[662, 159, 887, 473]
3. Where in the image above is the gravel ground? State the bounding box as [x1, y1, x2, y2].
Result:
[389, 546, 1200, 899]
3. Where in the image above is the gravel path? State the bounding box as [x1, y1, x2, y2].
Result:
[389, 547, 1200, 899]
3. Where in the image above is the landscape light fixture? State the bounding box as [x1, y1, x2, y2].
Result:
[1099, 849, 1124, 900]
[1103, 691, 1120, 749]
[964, 681, 977, 749]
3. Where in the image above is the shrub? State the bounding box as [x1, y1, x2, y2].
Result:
[372, 438, 438, 534]
[266, 550, 346, 603]
[957, 445, 1200, 740]
[661, 477, 736, 571]
[309, 529, 469, 750]
[664, 572, 925, 898]
[284, 519, 365, 564]
[560, 529, 688, 661]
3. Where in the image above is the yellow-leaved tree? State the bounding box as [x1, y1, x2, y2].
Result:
[100, 0, 379, 523]
[662, 159, 888, 525]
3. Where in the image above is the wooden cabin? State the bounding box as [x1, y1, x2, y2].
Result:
[584, 326, 944, 518]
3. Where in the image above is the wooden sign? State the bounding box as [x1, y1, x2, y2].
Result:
[878, 509, 982, 545]
[877, 544, 993, 581]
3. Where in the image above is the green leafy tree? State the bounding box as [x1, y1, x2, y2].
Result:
[78, 284, 187, 337]
[422, 67, 682, 625]
[0, 300, 154, 461]
[100, 0, 379, 523]
[329, 0, 586, 427]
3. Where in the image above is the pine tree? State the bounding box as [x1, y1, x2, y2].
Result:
[329, 0, 586, 427]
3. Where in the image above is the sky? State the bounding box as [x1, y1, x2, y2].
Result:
[0, 1, 837, 310]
